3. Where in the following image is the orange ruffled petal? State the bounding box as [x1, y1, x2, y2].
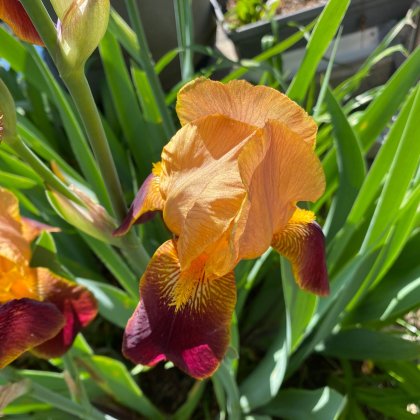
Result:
[160, 115, 259, 273]
[235, 120, 326, 260]
[272, 208, 329, 296]
[0, 0, 43, 45]
[176, 77, 317, 146]
[123, 240, 236, 379]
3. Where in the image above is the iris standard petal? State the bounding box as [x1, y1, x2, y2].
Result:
[114, 163, 164, 236]
[32, 268, 98, 358]
[160, 115, 258, 272]
[272, 208, 329, 296]
[176, 77, 317, 146]
[123, 240, 236, 379]
[235, 120, 326, 260]
[0, 0, 43, 45]
[0, 298, 64, 368]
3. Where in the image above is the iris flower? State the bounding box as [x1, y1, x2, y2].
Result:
[116, 78, 328, 379]
[0, 188, 97, 368]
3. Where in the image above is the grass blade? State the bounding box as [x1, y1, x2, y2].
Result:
[287, 0, 350, 103]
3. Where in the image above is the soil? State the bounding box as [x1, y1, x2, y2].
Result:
[226, 0, 327, 17]
[276, 0, 327, 15]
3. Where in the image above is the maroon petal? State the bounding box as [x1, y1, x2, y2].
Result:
[114, 163, 164, 237]
[0, 0, 43, 45]
[123, 240, 236, 379]
[0, 298, 64, 368]
[31, 269, 98, 358]
[272, 208, 329, 296]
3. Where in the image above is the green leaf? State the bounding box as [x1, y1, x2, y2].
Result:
[355, 47, 420, 151]
[321, 329, 420, 360]
[313, 28, 342, 119]
[99, 31, 160, 179]
[222, 21, 316, 82]
[324, 88, 366, 240]
[362, 84, 420, 250]
[30, 231, 73, 279]
[347, 86, 416, 226]
[347, 231, 420, 325]
[81, 234, 139, 298]
[214, 361, 241, 420]
[240, 281, 289, 411]
[259, 387, 346, 420]
[0, 170, 38, 189]
[76, 278, 136, 328]
[281, 258, 316, 351]
[77, 355, 163, 419]
[288, 250, 380, 375]
[287, 0, 350, 103]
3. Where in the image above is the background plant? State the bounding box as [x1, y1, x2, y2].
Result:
[0, 0, 419, 418]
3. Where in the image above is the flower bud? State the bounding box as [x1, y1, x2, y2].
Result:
[0, 78, 17, 143]
[47, 186, 118, 244]
[50, 0, 73, 20]
[56, 0, 110, 73]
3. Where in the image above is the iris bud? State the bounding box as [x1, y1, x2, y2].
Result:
[56, 0, 110, 73]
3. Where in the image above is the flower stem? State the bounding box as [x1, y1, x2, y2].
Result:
[63, 71, 127, 220]
[20, 0, 62, 65]
[124, 0, 176, 138]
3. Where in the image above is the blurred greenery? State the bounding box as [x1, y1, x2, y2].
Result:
[0, 0, 419, 419]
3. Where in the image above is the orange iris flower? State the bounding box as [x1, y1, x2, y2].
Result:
[0, 0, 43, 45]
[116, 78, 329, 379]
[0, 188, 97, 368]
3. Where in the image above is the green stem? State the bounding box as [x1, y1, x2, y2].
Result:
[124, 0, 176, 138]
[214, 362, 242, 420]
[20, 0, 62, 65]
[64, 71, 127, 221]
[174, 0, 194, 81]
[8, 136, 83, 205]
[62, 353, 94, 415]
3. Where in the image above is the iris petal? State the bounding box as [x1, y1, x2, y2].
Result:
[176, 77, 317, 146]
[235, 120, 326, 260]
[123, 240, 236, 379]
[0, 0, 43, 45]
[114, 163, 164, 236]
[32, 269, 98, 358]
[0, 298, 64, 368]
[272, 208, 329, 296]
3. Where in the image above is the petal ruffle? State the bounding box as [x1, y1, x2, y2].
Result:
[123, 240, 236, 379]
[272, 208, 329, 296]
[0, 298, 64, 368]
[235, 120, 325, 260]
[0, 0, 43, 45]
[160, 115, 258, 272]
[114, 162, 164, 236]
[176, 77, 317, 146]
[32, 269, 98, 358]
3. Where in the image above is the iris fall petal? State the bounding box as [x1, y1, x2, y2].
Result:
[114, 163, 164, 236]
[123, 240, 236, 379]
[0, 298, 64, 368]
[32, 268, 98, 358]
[272, 208, 329, 296]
